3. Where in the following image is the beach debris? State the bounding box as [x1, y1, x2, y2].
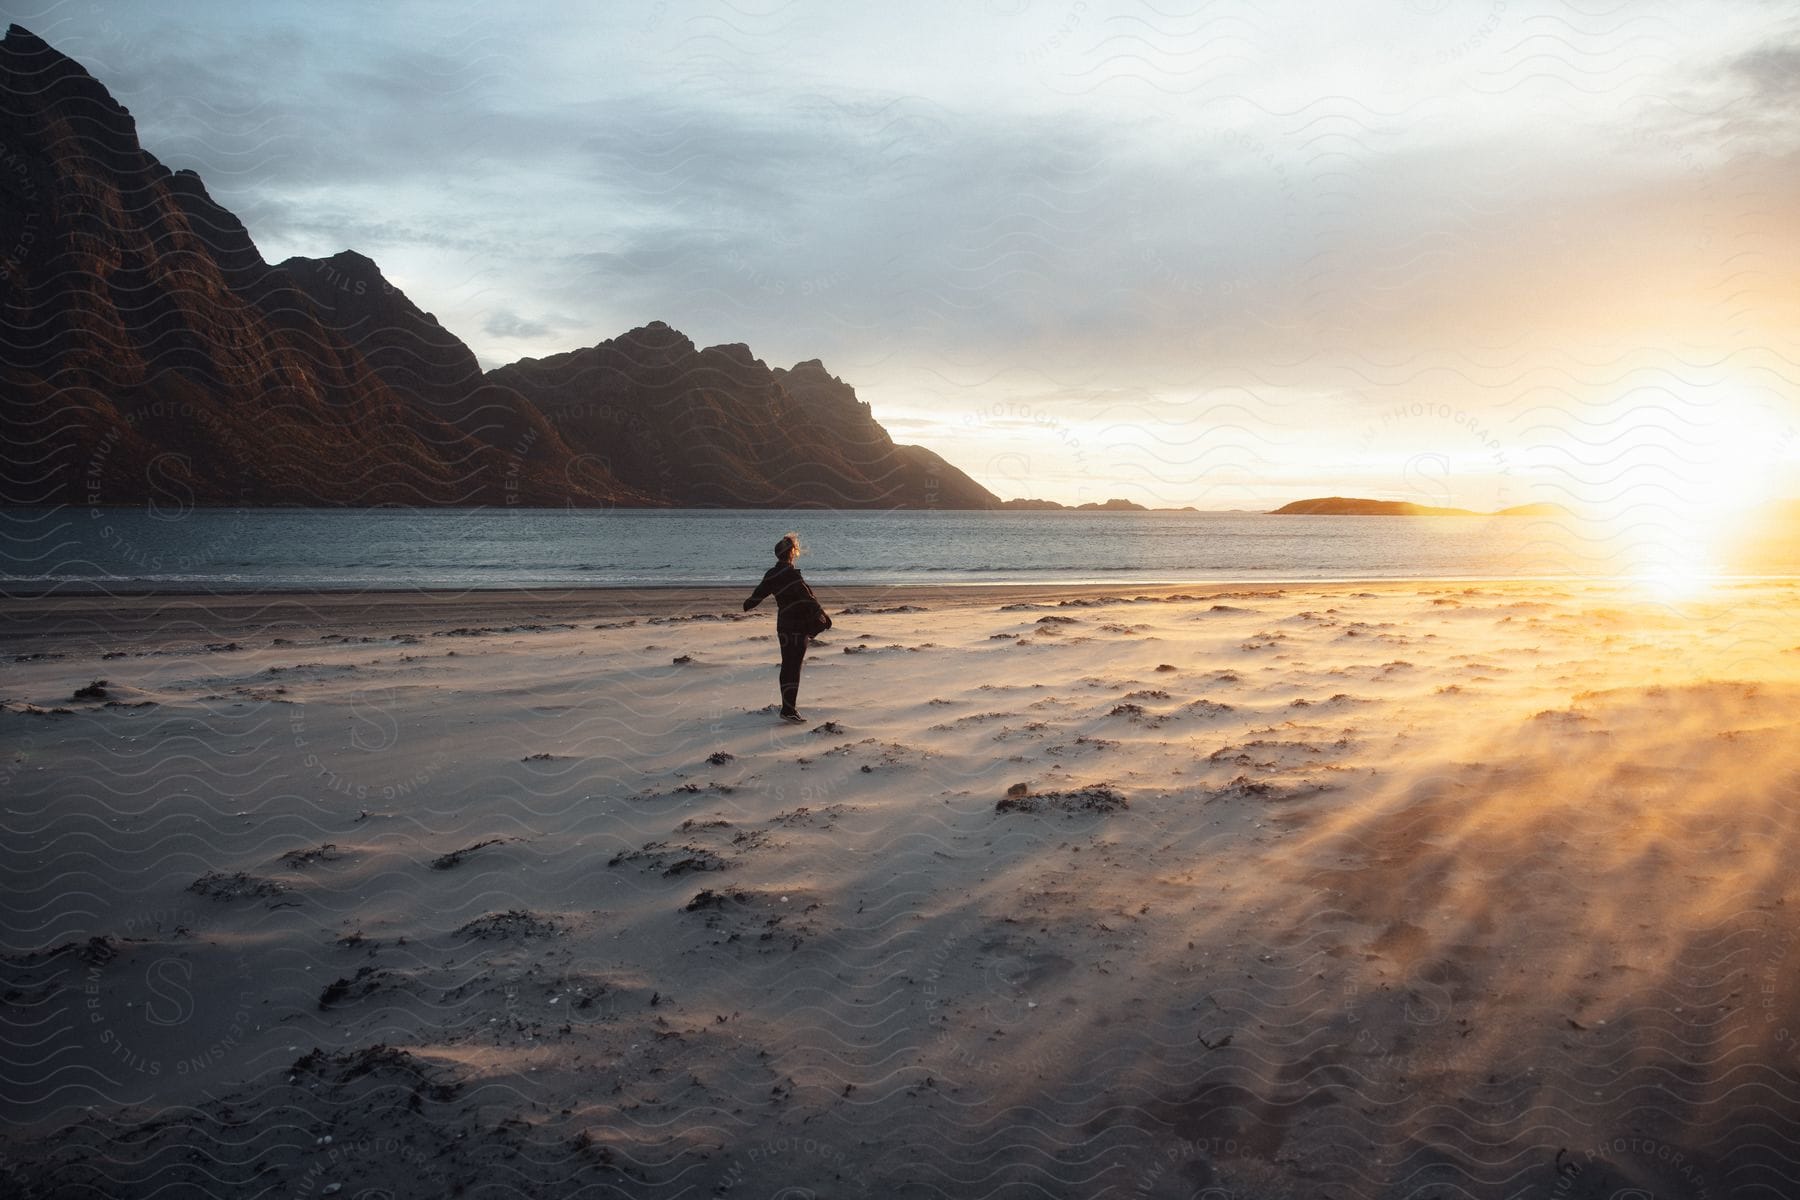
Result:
[770, 804, 850, 828]
[672, 654, 693, 664]
[278, 843, 342, 869]
[1155, 663, 1178, 672]
[188, 871, 287, 900]
[455, 910, 564, 940]
[647, 611, 745, 625]
[1006, 782, 1031, 798]
[288, 1044, 460, 1102]
[706, 750, 735, 765]
[610, 841, 731, 876]
[225, 684, 286, 704]
[2, 934, 118, 967]
[996, 785, 1128, 815]
[1044, 733, 1120, 757]
[71, 679, 110, 700]
[316, 965, 400, 1010]
[1213, 775, 1336, 802]
[929, 710, 1015, 731]
[429, 838, 505, 870]
[811, 721, 844, 735]
[570, 1130, 618, 1165]
[662, 852, 728, 877]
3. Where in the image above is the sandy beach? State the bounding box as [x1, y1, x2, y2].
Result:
[4, 578, 1800, 1198]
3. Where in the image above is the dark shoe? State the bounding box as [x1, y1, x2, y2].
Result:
[779, 710, 805, 724]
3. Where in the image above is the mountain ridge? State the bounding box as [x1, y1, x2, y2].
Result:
[0, 24, 999, 510]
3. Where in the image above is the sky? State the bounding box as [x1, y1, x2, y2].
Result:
[7, 0, 1800, 515]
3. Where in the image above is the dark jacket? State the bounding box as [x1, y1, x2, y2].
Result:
[744, 561, 824, 630]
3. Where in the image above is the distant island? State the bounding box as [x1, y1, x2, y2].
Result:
[1269, 497, 1572, 518]
[1001, 498, 1198, 512]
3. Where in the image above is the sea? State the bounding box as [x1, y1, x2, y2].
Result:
[2, 507, 1796, 595]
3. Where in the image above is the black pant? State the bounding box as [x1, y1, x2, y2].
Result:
[777, 626, 809, 713]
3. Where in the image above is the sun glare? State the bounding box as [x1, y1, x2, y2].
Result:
[1572, 386, 1789, 598]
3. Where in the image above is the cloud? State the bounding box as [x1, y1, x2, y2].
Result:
[481, 308, 572, 340]
[38, 1, 1782, 372]
[1730, 40, 1800, 109]
[1706, 36, 1800, 151]
[14, 0, 1800, 507]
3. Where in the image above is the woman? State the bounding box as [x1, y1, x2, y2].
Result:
[743, 532, 830, 723]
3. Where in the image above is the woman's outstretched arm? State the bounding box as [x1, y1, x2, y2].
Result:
[744, 571, 774, 611]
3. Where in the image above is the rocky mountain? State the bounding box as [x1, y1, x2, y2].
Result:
[485, 326, 996, 508]
[275, 248, 583, 488]
[0, 25, 998, 510]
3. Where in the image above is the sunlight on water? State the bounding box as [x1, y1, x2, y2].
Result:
[4, 506, 1795, 595]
